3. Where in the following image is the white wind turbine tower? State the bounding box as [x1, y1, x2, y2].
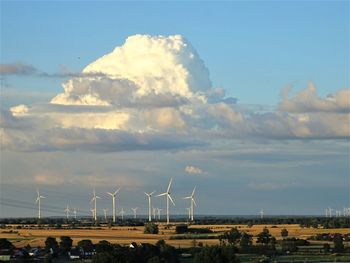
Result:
[183, 186, 197, 221]
[131, 207, 138, 219]
[73, 208, 77, 220]
[152, 207, 157, 220]
[90, 188, 100, 221]
[259, 209, 264, 219]
[120, 208, 125, 220]
[186, 207, 191, 220]
[157, 178, 175, 224]
[64, 204, 70, 220]
[157, 208, 162, 221]
[35, 189, 46, 219]
[103, 209, 108, 221]
[107, 188, 120, 223]
[145, 191, 155, 222]
[90, 209, 95, 220]
[328, 207, 333, 217]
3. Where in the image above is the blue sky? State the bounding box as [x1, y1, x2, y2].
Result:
[2, 1, 348, 105]
[0, 1, 349, 217]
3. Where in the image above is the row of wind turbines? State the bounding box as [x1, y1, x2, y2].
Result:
[36, 178, 197, 224]
[325, 207, 350, 218]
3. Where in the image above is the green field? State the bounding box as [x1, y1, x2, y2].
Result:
[237, 253, 350, 263]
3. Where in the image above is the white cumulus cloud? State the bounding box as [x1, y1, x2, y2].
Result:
[51, 34, 211, 106]
[185, 165, 204, 174]
[1, 35, 349, 153]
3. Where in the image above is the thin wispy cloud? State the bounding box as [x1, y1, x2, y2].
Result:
[0, 63, 37, 75]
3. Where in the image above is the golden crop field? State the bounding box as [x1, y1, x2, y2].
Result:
[1, 224, 350, 248]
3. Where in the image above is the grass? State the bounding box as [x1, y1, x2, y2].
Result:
[237, 254, 350, 263]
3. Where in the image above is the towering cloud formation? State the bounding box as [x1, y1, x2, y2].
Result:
[51, 35, 211, 106]
[1, 34, 349, 152]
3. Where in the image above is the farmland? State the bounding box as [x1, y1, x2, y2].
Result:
[1, 223, 350, 248]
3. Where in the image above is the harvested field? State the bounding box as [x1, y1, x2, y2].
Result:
[1, 224, 349, 248]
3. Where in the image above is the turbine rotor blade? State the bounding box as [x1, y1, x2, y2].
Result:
[156, 192, 167, 197]
[167, 178, 173, 192]
[191, 186, 196, 196]
[168, 194, 175, 206]
[114, 188, 120, 195]
[192, 198, 197, 207]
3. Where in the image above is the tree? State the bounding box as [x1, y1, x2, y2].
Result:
[59, 236, 73, 254]
[239, 232, 253, 248]
[44, 237, 59, 255]
[95, 240, 113, 254]
[77, 239, 94, 252]
[193, 245, 239, 263]
[333, 233, 344, 253]
[256, 227, 271, 246]
[222, 228, 241, 245]
[175, 225, 188, 234]
[0, 238, 14, 250]
[323, 243, 330, 253]
[281, 228, 288, 238]
[144, 223, 159, 234]
[92, 252, 114, 263]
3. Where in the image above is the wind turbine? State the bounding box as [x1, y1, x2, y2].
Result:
[259, 209, 264, 219]
[157, 208, 162, 221]
[157, 178, 175, 224]
[103, 208, 108, 221]
[64, 204, 70, 220]
[145, 191, 155, 222]
[120, 208, 125, 220]
[131, 207, 138, 219]
[90, 188, 100, 221]
[107, 188, 120, 223]
[35, 189, 46, 219]
[73, 208, 77, 220]
[183, 186, 197, 221]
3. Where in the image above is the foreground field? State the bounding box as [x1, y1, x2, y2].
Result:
[1, 223, 350, 249]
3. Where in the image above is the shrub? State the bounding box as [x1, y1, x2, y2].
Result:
[144, 223, 159, 234]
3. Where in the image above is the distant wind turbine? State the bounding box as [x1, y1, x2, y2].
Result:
[183, 186, 197, 221]
[157, 208, 162, 221]
[73, 208, 77, 220]
[259, 209, 264, 219]
[157, 178, 175, 224]
[90, 188, 100, 221]
[328, 207, 333, 217]
[35, 189, 46, 219]
[152, 207, 157, 220]
[120, 208, 125, 220]
[64, 204, 70, 220]
[131, 207, 138, 219]
[103, 208, 108, 221]
[107, 188, 120, 223]
[145, 191, 155, 222]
